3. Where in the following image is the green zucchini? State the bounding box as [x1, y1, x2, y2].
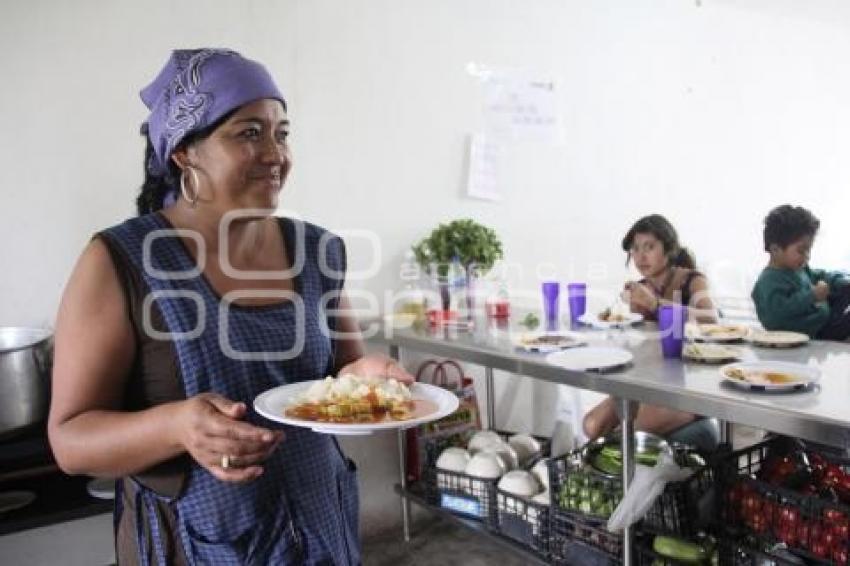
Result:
[652, 535, 708, 563]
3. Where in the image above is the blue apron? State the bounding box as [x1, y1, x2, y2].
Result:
[105, 213, 360, 566]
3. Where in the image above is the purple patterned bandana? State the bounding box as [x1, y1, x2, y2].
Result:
[140, 49, 285, 177]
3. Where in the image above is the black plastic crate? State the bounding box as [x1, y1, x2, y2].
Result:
[424, 430, 550, 526]
[643, 464, 715, 537]
[494, 486, 550, 556]
[550, 510, 623, 565]
[434, 467, 499, 523]
[717, 437, 850, 565]
[716, 535, 819, 566]
[549, 451, 622, 522]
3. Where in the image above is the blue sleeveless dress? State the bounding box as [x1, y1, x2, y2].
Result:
[103, 213, 360, 566]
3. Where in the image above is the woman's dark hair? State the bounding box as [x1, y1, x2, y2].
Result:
[622, 214, 696, 270]
[135, 110, 237, 216]
[762, 205, 820, 252]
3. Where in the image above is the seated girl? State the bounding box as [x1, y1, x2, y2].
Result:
[582, 214, 720, 452]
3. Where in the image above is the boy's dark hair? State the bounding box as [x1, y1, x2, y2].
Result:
[763, 205, 820, 251]
[622, 214, 696, 270]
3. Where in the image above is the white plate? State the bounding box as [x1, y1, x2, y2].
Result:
[577, 312, 643, 329]
[512, 331, 586, 353]
[747, 330, 809, 348]
[254, 381, 459, 435]
[683, 343, 741, 364]
[546, 347, 634, 372]
[0, 490, 36, 514]
[686, 323, 750, 343]
[719, 361, 820, 392]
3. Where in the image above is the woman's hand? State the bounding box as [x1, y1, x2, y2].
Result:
[624, 281, 658, 314]
[337, 354, 414, 384]
[176, 393, 284, 483]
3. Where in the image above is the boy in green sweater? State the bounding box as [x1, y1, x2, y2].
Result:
[751, 205, 850, 339]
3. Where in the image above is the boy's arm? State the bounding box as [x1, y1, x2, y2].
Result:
[756, 273, 820, 318]
[765, 286, 820, 317]
[807, 266, 848, 288]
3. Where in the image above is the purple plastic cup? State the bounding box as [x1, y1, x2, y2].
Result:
[567, 283, 587, 326]
[658, 303, 687, 358]
[542, 282, 560, 330]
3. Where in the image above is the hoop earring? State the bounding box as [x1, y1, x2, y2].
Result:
[180, 167, 200, 207]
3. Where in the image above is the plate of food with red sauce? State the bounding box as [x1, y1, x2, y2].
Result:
[719, 361, 820, 392]
[254, 374, 459, 435]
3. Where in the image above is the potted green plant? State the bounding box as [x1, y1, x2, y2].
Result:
[412, 219, 504, 313]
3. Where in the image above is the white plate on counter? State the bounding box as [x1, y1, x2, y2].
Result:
[254, 381, 459, 435]
[546, 346, 634, 372]
[577, 312, 643, 329]
[512, 331, 586, 353]
[746, 330, 809, 349]
[683, 343, 742, 364]
[686, 323, 751, 343]
[719, 361, 820, 392]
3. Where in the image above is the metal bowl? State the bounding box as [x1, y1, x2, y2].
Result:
[0, 327, 53, 439]
[581, 431, 673, 478]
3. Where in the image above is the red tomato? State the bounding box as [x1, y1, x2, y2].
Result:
[824, 508, 848, 522]
[779, 506, 800, 528]
[777, 525, 797, 547]
[797, 521, 812, 550]
[808, 451, 827, 479]
[823, 464, 845, 489]
[831, 519, 850, 541]
[838, 474, 850, 504]
[821, 530, 837, 552]
[742, 493, 761, 514]
[811, 539, 829, 558]
[750, 513, 768, 534]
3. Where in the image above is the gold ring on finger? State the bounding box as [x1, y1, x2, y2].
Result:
[221, 454, 231, 469]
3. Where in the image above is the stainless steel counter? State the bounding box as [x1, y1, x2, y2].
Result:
[366, 317, 850, 565]
[367, 319, 850, 449]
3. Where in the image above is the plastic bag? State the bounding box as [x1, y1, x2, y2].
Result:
[606, 452, 693, 533]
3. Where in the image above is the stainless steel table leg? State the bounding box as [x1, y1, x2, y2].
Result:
[390, 345, 411, 542]
[719, 419, 733, 446]
[485, 366, 495, 429]
[616, 398, 639, 566]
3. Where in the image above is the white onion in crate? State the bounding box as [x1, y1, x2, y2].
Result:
[480, 442, 518, 471]
[435, 447, 470, 472]
[497, 470, 540, 498]
[464, 452, 505, 479]
[467, 430, 503, 453]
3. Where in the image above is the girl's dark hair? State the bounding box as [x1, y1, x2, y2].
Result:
[622, 214, 696, 270]
[135, 110, 237, 216]
[762, 205, 820, 252]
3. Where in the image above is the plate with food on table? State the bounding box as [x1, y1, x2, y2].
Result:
[719, 361, 820, 392]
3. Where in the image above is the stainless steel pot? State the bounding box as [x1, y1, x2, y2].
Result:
[0, 327, 53, 439]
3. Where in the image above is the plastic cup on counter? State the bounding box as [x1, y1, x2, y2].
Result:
[566, 283, 586, 327]
[658, 303, 686, 358]
[542, 282, 560, 330]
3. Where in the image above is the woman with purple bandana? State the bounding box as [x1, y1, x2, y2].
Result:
[47, 49, 408, 565]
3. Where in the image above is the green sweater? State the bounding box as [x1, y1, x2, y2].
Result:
[751, 266, 845, 337]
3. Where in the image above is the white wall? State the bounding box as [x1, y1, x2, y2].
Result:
[3, 0, 850, 537]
